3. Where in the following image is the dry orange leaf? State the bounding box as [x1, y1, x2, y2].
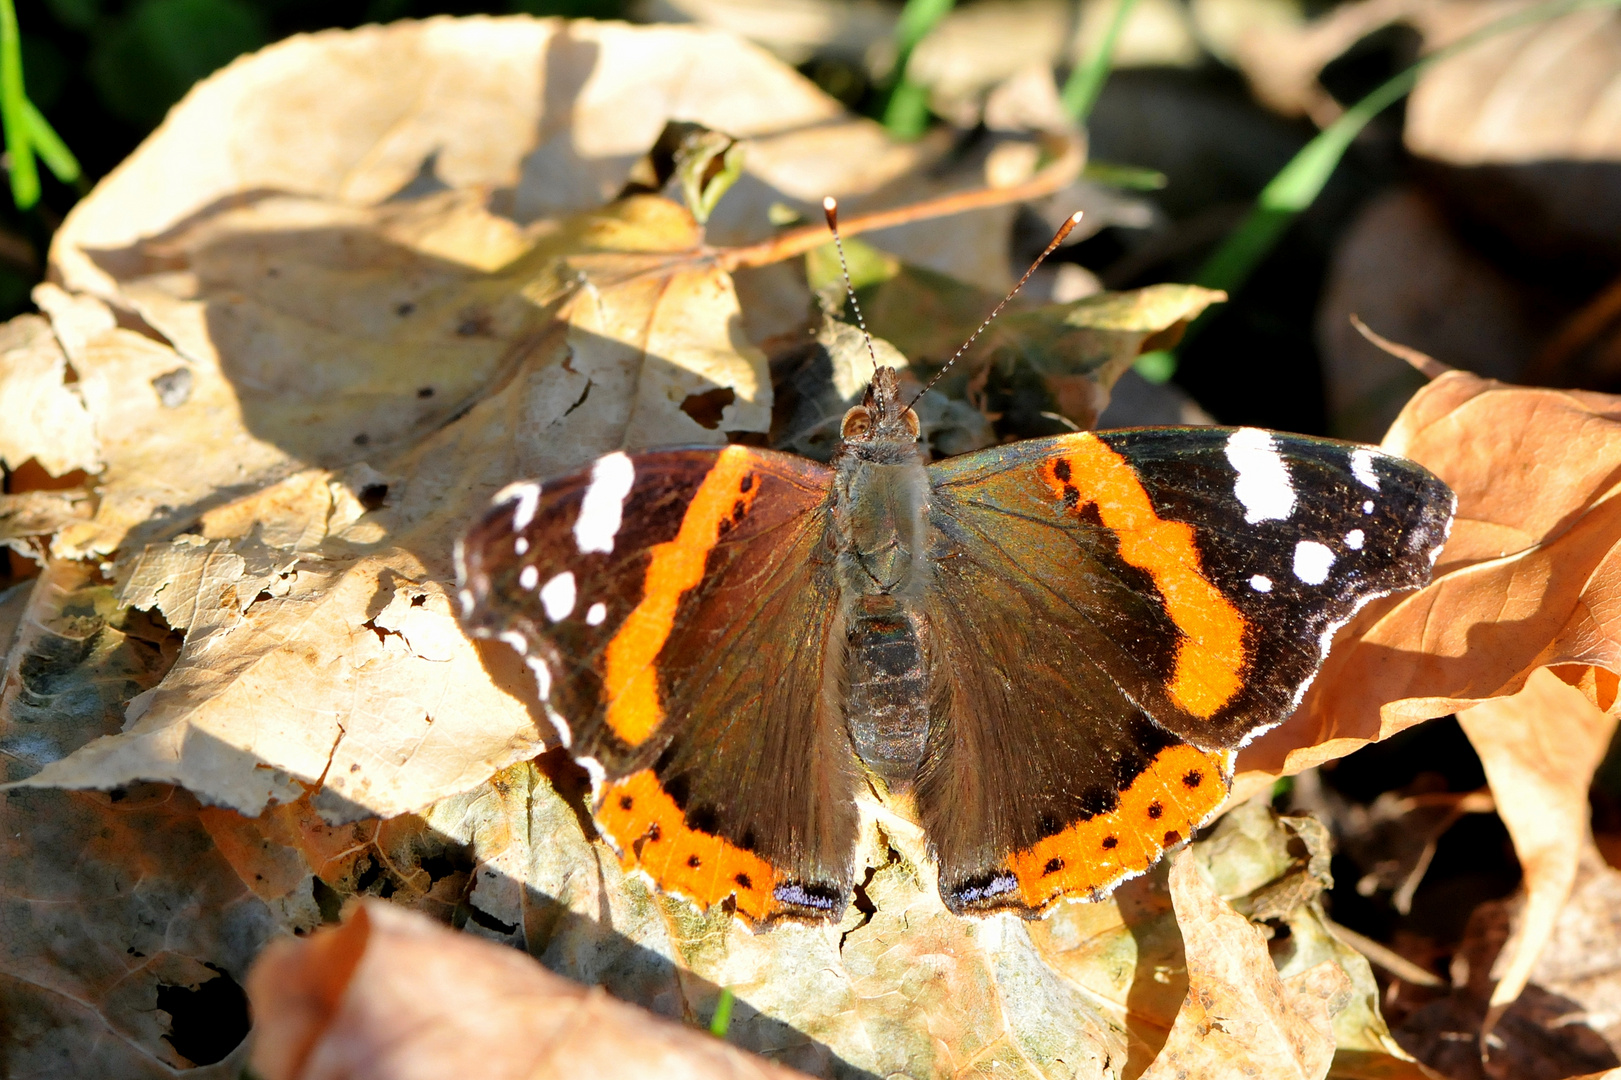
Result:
[1457, 667, 1619, 1027]
[247, 900, 815, 1080]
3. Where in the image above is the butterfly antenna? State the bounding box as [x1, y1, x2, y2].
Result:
[909, 211, 1084, 407]
[822, 196, 880, 376]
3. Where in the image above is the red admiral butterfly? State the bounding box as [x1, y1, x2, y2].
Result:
[455, 203, 1454, 925]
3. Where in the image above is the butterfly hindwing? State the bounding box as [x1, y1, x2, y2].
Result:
[916, 427, 1452, 914]
[458, 445, 861, 924]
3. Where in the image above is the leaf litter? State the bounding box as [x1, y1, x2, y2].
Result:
[2, 11, 1620, 1080]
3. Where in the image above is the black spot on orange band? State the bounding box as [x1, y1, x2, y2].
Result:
[1007, 742, 1232, 911]
[594, 769, 779, 922]
[1039, 433, 1247, 719]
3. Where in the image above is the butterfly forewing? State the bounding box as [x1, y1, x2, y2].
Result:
[458, 445, 861, 924]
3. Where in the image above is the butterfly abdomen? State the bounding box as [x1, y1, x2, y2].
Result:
[844, 599, 931, 786]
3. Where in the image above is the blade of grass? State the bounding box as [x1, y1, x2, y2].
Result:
[880, 0, 956, 139]
[23, 100, 79, 186]
[1134, 0, 1621, 382]
[1061, 0, 1140, 124]
[1082, 160, 1167, 190]
[0, 0, 37, 210]
[708, 987, 735, 1038]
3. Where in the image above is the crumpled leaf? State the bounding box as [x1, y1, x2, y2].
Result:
[1031, 799, 1429, 1078]
[1234, 370, 1621, 795]
[247, 900, 816, 1080]
[1141, 849, 1347, 1080]
[1393, 850, 1621, 1079]
[1456, 667, 1620, 1027]
[209, 775, 1403, 1079]
[0, 313, 100, 480]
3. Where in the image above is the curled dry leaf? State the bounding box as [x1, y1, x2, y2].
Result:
[247, 900, 815, 1080]
[1234, 370, 1621, 795]
[1456, 667, 1619, 1027]
[1140, 849, 1348, 1080]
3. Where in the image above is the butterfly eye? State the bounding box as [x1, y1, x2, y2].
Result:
[841, 407, 872, 438]
[901, 408, 920, 439]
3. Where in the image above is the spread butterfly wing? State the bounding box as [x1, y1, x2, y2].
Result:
[457, 446, 861, 924]
[915, 428, 1453, 915]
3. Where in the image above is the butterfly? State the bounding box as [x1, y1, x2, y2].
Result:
[455, 354, 1453, 924]
[456, 195, 1452, 924]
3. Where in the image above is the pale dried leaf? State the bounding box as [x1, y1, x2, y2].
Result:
[1405, 0, 1621, 167]
[0, 313, 100, 478]
[1457, 667, 1619, 1017]
[1141, 848, 1347, 1080]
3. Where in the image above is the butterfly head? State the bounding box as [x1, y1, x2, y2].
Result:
[841, 366, 920, 450]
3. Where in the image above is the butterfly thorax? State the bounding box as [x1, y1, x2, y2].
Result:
[829, 368, 934, 787]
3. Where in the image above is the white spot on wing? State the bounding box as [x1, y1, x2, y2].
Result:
[495, 480, 542, 531]
[1293, 540, 1335, 585]
[586, 602, 607, 625]
[1225, 428, 1296, 523]
[514, 536, 529, 555]
[518, 565, 538, 590]
[1345, 529, 1364, 550]
[1249, 574, 1272, 592]
[1351, 448, 1381, 491]
[575, 451, 634, 553]
[1362, 500, 1375, 514]
[540, 571, 576, 621]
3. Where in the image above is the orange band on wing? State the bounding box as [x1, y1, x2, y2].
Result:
[595, 769, 779, 922]
[1008, 743, 1230, 910]
[1041, 434, 1247, 718]
[601, 447, 760, 746]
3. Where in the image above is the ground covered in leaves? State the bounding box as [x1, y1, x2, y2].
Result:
[4, 6, 1621, 1080]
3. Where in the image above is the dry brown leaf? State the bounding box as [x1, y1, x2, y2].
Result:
[247, 900, 816, 1080]
[1456, 667, 1619, 1025]
[1140, 847, 1348, 1080]
[0, 785, 276, 1077]
[1234, 370, 1621, 795]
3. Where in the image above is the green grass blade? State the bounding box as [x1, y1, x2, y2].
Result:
[0, 0, 36, 210]
[880, 0, 956, 139]
[22, 99, 78, 185]
[1061, 0, 1140, 124]
[708, 988, 735, 1038]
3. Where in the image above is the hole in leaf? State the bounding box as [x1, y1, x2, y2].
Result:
[155, 963, 250, 1066]
[680, 386, 735, 429]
